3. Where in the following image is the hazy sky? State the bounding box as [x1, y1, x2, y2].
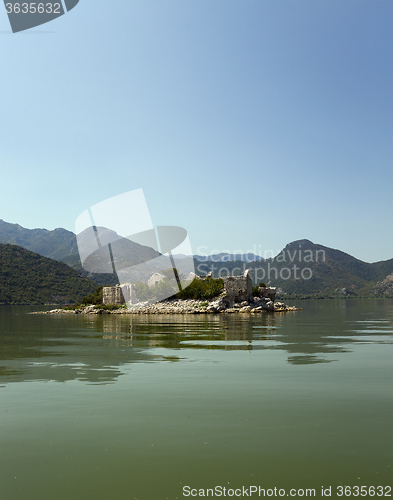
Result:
[1, 0, 392, 262]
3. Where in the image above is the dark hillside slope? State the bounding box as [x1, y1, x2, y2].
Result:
[0, 244, 97, 305]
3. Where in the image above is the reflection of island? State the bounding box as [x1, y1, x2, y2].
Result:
[89, 312, 370, 364]
[0, 310, 171, 385]
[2, 307, 387, 386]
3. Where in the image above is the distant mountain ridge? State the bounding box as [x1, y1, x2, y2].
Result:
[196, 239, 393, 298]
[0, 219, 79, 263]
[1, 221, 392, 298]
[0, 220, 167, 284]
[0, 220, 192, 286]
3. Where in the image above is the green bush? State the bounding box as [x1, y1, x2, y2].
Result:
[79, 286, 103, 305]
[126, 277, 224, 302]
[176, 277, 224, 300]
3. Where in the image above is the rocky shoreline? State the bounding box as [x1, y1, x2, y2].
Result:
[35, 296, 301, 315]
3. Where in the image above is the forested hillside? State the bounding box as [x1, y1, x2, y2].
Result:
[0, 244, 98, 305]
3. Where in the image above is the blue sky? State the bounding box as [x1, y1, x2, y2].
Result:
[0, 0, 392, 262]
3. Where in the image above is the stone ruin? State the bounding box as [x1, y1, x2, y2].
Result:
[259, 286, 276, 302]
[222, 269, 253, 306]
[197, 271, 212, 279]
[103, 285, 123, 305]
[102, 270, 278, 311]
[222, 271, 277, 305]
[103, 283, 138, 305]
[148, 273, 165, 288]
[206, 270, 279, 312]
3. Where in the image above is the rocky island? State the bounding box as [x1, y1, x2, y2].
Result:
[37, 270, 300, 315]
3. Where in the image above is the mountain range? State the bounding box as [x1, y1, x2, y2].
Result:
[1, 220, 392, 299]
[0, 219, 174, 286]
[196, 239, 393, 298]
[0, 219, 79, 263]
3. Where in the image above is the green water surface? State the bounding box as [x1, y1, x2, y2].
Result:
[0, 300, 392, 500]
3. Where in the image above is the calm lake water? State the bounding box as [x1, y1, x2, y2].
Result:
[0, 300, 392, 500]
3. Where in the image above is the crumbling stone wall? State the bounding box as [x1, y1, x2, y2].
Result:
[120, 283, 138, 304]
[103, 286, 124, 305]
[148, 273, 165, 288]
[259, 286, 276, 302]
[223, 269, 253, 305]
[103, 284, 138, 305]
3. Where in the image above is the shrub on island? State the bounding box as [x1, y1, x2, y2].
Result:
[176, 277, 224, 300]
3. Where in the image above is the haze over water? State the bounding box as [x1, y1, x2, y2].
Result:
[0, 300, 392, 499]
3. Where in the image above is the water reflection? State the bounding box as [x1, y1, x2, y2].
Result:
[0, 301, 392, 385]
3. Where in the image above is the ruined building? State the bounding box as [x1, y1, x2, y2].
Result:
[102, 283, 138, 305]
